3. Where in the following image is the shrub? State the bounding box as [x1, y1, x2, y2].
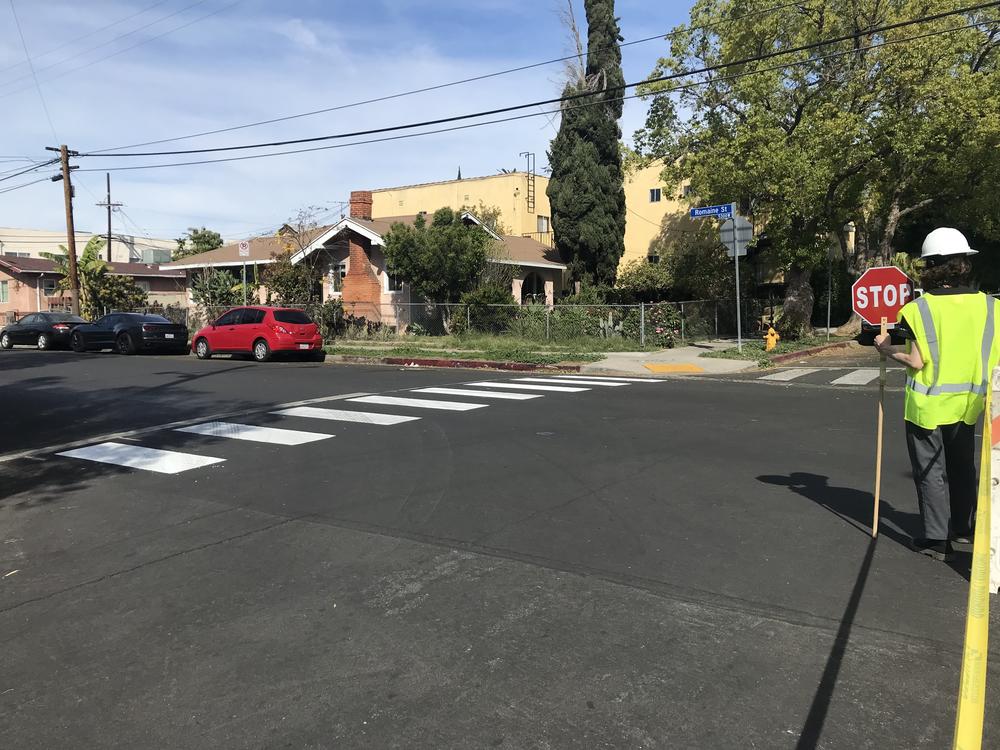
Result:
[455, 285, 516, 335]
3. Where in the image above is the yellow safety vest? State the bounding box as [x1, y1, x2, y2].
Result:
[900, 291, 1000, 429]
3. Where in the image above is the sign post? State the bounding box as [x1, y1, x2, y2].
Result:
[719, 212, 752, 352]
[238, 241, 250, 305]
[851, 266, 914, 537]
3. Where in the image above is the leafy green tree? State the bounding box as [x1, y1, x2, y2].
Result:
[615, 259, 674, 302]
[382, 207, 494, 302]
[174, 227, 223, 260]
[261, 251, 321, 305]
[43, 237, 147, 318]
[460, 201, 510, 235]
[635, 0, 1000, 336]
[191, 268, 240, 309]
[546, 0, 626, 286]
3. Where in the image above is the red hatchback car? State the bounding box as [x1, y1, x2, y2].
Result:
[191, 306, 324, 362]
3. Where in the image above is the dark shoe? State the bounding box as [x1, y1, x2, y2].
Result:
[911, 538, 955, 562]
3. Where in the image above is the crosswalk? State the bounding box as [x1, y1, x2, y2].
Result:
[54, 375, 666, 476]
[736, 366, 902, 388]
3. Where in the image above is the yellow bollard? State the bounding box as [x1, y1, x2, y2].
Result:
[764, 326, 780, 352]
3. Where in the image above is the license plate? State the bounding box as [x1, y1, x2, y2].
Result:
[298, 343, 309, 350]
[164, 333, 175, 339]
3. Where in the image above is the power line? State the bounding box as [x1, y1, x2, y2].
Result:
[8, 0, 59, 143]
[0, 0, 211, 89]
[0, 0, 174, 75]
[0, 157, 58, 183]
[82, 2, 999, 161]
[74, 14, 998, 175]
[0, 176, 49, 195]
[85, 0, 807, 154]
[0, 0, 243, 99]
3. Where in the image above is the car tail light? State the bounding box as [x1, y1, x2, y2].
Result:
[142, 324, 153, 332]
[271, 324, 291, 335]
[52, 323, 70, 331]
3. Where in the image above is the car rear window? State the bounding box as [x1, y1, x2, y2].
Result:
[136, 315, 170, 323]
[47, 313, 86, 323]
[272, 310, 312, 324]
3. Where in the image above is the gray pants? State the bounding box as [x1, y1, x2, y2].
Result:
[905, 420, 977, 541]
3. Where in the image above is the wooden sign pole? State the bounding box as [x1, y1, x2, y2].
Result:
[873, 317, 888, 537]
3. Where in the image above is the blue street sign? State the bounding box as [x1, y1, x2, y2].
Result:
[690, 203, 734, 218]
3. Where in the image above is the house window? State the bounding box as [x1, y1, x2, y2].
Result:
[682, 184, 693, 198]
[41, 278, 59, 296]
[649, 188, 662, 203]
[134, 279, 151, 293]
[0, 280, 7, 303]
[330, 262, 347, 292]
[537, 215, 550, 233]
[386, 267, 404, 293]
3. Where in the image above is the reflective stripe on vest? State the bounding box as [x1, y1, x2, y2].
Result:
[905, 294, 995, 396]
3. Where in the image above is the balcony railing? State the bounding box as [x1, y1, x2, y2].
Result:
[521, 231, 554, 248]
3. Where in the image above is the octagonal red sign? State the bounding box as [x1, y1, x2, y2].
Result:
[851, 266, 913, 327]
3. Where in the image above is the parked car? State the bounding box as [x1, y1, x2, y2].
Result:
[70, 313, 189, 355]
[191, 306, 324, 362]
[0, 312, 89, 350]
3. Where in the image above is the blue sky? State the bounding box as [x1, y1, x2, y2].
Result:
[0, 0, 692, 241]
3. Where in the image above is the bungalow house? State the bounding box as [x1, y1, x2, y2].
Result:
[0, 255, 186, 322]
[163, 191, 567, 329]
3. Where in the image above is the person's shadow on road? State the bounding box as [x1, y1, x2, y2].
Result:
[756, 472, 921, 551]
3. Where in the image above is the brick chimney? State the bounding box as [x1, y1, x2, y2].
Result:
[349, 190, 372, 221]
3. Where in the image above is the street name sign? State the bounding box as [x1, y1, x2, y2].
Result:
[720, 216, 752, 257]
[851, 266, 913, 327]
[238, 240, 250, 258]
[689, 203, 734, 219]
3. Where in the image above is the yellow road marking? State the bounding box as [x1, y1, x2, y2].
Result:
[643, 363, 704, 373]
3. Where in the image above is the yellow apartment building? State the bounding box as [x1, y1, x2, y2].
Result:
[369, 162, 692, 275]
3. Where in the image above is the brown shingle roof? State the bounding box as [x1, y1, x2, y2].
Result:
[161, 226, 334, 269]
[0, 256, 183, 277]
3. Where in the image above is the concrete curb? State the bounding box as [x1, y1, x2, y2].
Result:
[768, 340, 854, 364]
[327, 354, 582, 373]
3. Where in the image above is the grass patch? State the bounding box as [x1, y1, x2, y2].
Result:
[701, 336, 835, 366]
[326, 344, 604, 365]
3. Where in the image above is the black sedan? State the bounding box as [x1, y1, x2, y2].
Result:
[70, 313, 189, 355]
[0, 311, 89, 350]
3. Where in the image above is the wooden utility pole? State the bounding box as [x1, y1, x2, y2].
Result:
[46, 145, 80, 316]
[96, 172, 122, 263]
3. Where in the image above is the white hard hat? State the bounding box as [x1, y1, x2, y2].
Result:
[921, 227, 977, 258]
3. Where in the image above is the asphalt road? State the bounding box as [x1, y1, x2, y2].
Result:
[2, 349, 998, 749]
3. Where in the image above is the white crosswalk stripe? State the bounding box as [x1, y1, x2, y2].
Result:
[348, 395, 487, 411]
[759, 368, 822, 382]
[513, 377, 628, 387]
[464, 381, 589, 393]
[176, 421, 332, 445]
[830, 369, 881, 386]
[558, 375, 664, 383]
[272, 406, 420, 425]
[413, 387, 542, 400]
[58, 442, 224, 474]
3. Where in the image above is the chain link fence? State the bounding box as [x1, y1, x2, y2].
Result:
[98, 297, 774, 349]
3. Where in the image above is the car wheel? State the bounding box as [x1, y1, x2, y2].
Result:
[70, 332, 86, 352]
[116, 332, 137, 355]
[37, 333, 51, 350]
[194, 338, 212, 360]
[252, 338, 271, 362]
[0, 332, 11, 349]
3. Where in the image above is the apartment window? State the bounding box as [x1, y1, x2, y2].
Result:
[41, 278, 59, 296]
[649, 188, 662, 203]
[386, 267, 404, 293]
[0, 280, 8, 303]
[682, 184, 693, 198]
[647, 254, 660, 265]
[537, 215, 550, 233]
[3, 251, 30, 258]
[330, 262, 347, 292]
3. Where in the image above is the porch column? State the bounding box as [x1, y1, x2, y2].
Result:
[544, 279, 554, 308]
[511, 278, 523, 304]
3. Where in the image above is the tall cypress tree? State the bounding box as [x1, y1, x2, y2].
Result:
[546, 0, 626, 287]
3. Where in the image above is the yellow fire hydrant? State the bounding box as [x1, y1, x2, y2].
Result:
[764, 326, 780, 352]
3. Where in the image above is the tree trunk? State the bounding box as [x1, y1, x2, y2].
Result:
[777, 266, 815, 339]
[836, 310, 863, 337]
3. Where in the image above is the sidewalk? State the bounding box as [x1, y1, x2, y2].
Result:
[582, 339, 755, 377]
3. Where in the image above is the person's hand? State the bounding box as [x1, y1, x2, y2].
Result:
[874, 333, 892, 354]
